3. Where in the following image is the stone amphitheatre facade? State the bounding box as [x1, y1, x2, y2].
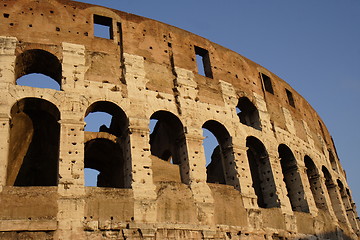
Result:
[0, 0, 358, 239]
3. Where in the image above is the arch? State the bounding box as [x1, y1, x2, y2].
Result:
[85, 101, 128, 137]
[202, 120, 239, 189]
[236, 97, 261, 130]
[304, 156, 326, 210]
[149, 110, 189, 184]
[328, 150, 338, 173]
[246, 136, 279, 208]
[278, 144, 309, 212]
[7, 98, 60, 186]
[84, 101, 130, 188]
[15, 49, 62, 90]
[322, 166, 347, 224]
[340, 185, 360, 233]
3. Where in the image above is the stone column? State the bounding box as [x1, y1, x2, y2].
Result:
[56, 118, 86, 240]
[296, 165, 318, 215]
[128, 116, 157, 223]
[326, 181, 350, 226]
[232, 144, 258, 209]
[184, 129, 214, 225]
[0, 36, 17, 84]
[0, 37, 15, 190]
[318, 174, 337, 220]
[268, 152, 293, 213]
[0, 113, 10, 190]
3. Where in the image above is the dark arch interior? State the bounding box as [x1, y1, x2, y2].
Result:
[149, 111, 185, 165]
[328, 150, 338, 173]
[84, 101, 129, 188]
[278, 144, 309, 212]
[203, 120, 238, 188]
[15, 49, 62, 89]
[304, 156, 327, 210]
[246, 136, 278, 208]
[149, 111, 188, 184]
[236, 97, 261, 130]
[84, 138, 125, 188]
[8, 98, 60, 186]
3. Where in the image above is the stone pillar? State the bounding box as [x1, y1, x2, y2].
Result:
[62, 42, 87, 92]
[0, 36, 17, 84]
[128, 116, 157, 223]
[318, 174, 337, 220]
[184, 129, 214, 225]
[267, 152, 293, 214]
[0, 113, 10, 190]
[342, 193, 360, 234]
[0, 37, 13, 189]
[326, 181, 350, 226]
[232, 144, 258, 209]
[56, 119, 86, 240]
[123, 52, 157, 222]
[296, 165, 318, 215]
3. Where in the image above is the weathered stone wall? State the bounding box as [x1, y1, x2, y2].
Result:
[0, 0, 358, 239]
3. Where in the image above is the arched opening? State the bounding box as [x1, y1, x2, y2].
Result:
[149, 111, 188, 184]
[7, 98, 60, 186]
[278, 144, 309, 212]
[84, 101, 129, 188]
[304, 156, 326, 210]
[322, 166, 347, 223]
[246, 136, 279, 208]
[202, 120, 239, 189]
[15, 49, 62, 90]
[328, 150, 338, 173]
[337, 180, 358, 231]
[236, 97, 261, 130]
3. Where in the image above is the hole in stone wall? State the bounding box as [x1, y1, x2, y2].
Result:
[149, 111, 188, 183]
[7, 98, 60, 186]
[328, 150, 338, 173]
[203, 120, 238, 188]
[84, 101, 129, 188]
[246, 136, 279, 208]
[279, 144, 309, 213]
[260, 73, 274, 94]
[236, 97, 261, 130]
[15, 49, 62, 90]
[93, 14, 113, 39]
[3, 13, 9, 18]
[16, 73, 61, 91]
[195, 46, 213, 78]
[304, 156, 325, 210]
[286, 88, 295, 108]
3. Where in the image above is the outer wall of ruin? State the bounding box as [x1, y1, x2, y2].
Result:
[0, 0, 359, 239]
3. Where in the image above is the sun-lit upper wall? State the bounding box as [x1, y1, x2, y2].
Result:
[0, 0, 336, 154]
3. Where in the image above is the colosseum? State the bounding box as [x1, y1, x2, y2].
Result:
[0, 0, 358, 239]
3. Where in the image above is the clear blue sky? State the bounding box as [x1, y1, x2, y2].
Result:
[76, 0, 360, 207]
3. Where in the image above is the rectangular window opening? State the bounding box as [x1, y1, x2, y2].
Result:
[261, 73, 274, 94]
[195, 46, 213, 78]
[286, 89, 295, 108]
[93, 14, 113, 39]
